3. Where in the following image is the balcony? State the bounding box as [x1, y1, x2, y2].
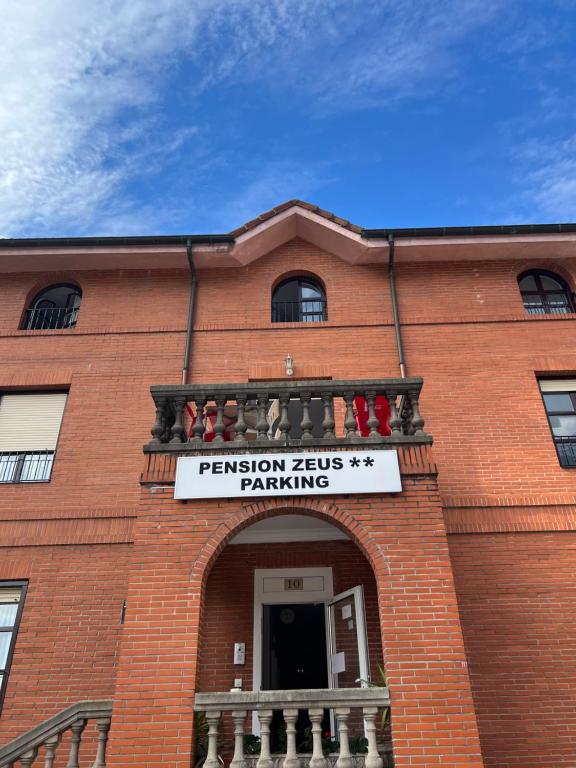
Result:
[144, 378, 430, 453]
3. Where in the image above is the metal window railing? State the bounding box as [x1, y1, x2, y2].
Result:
[0, 451, 55, 483]
[272, 299, 327, 323]
[555, 437, 576, 468]
[21, 306, 79, 330]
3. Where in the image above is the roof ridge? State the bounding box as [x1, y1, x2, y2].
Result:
[228, 199, 363, 237]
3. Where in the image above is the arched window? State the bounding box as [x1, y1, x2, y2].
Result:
[272, 277, 327, 322]
[22, 284, 82, 330]
[518, 270, 574, 315]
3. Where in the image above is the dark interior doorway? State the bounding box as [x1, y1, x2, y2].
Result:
[262, 603, 329, 749]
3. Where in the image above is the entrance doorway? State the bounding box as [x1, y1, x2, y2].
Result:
[262, 603, 328, 690]
[262, 603, 329, 748]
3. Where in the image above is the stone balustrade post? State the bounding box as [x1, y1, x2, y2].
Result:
[91, 717, 111, 768]
[362, 708, 383, 768]
[334, 709, 352, 768]
[282, 709, 300, 768]
[44, 734, 61, 768]
[256, 710, 274, 768]
[308, 708, 327, 768]
[66, 720, 86, 768]
[203, 710, 222, 768]
[230, 710, 248, 768]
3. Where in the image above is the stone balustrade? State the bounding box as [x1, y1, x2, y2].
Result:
[145, 378, 429, 451]
[0, 700, 112, 768]
[194, 688, 391, 768]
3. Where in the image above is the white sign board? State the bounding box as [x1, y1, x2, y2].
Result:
[174, 449, 401, 500]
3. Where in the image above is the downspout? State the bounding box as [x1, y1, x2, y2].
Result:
[388, 234, 407, 378]
[182, 239, 198, 385]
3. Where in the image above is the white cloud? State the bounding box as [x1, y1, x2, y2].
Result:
[518, 135, 576, 221]
[0, 0, 509, 237]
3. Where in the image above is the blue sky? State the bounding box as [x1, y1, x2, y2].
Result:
[1, 0, 575, 237]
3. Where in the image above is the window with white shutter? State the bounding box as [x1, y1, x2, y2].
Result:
[0, 392, 67, 482]
[0, 582, 27, 712]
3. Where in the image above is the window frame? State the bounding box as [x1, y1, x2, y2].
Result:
[21, 283, 82, 330]
[0, 581, 28, 714]
[518, 270, 575, 315]
[271, 277, 327, 323]
[539, 381, 576, 468]
[0, 390, 68, 484]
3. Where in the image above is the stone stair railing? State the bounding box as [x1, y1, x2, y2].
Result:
[194, 687, 391, 768]
[0, 700, 112, 768]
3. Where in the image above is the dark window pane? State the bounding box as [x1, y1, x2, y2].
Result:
[540, 275, 564, 290]
[543, 393, 574, 413]
[519, 274, 538, 290]
[550, 414, 576, 437]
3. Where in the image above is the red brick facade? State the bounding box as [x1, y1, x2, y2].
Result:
[1, 207, 576, 767]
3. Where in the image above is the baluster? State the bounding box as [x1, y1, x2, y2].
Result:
[150, 397, 167, 444]
[334, 709, 352, 768]
[282, 709, 300, 768]
[170, 396, 187, 444]
[44, 733, 61, 768]
[365, 391, 381, 439]
[299, 392, 313, 441]
[233, 396, 248, 443]
[256, 710, 274, 768]
[343, 393, 358, 440]
[308, 708, 327, 768]
[256, 394, 270, 441]
[212, 398, 227, 443]
[230, 710, 248, 768]
[407, 390, 425, 436]
[387, 393, 402, 436]
[91, 718, 111, 768]
[278, 393, 291, 442]
[191, 398, 207, 442]
[19, 749, 37, 768]
[321, 392, 336, 440]
[203, 710, 222, 768]
[66, 720, 86, 768]
[362, 708, 383, 768]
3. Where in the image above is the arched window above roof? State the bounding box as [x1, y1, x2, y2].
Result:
[22, 283, 82, 330]
[518, 270, 574, 315]
[272, 276, 327, 322]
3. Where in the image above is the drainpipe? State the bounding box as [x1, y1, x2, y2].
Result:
[182, 239, 198, 385]
[388, 234, 407, 378]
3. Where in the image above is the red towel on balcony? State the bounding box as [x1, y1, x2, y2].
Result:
[353, 395, 391, 437]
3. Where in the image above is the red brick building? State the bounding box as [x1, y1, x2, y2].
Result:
[0, 201, 575, 768]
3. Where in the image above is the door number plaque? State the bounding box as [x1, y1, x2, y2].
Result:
[284, 578, 304, 591]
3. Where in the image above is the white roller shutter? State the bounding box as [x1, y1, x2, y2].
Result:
[0, 589, 21, 604]
[0, 393, 67, 452]
[539, 380, 576, 393]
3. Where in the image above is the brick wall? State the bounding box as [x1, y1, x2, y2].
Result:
[1, 237, 576, 767]
[0, 544, 131, 743]
[450, 532, 576, 767]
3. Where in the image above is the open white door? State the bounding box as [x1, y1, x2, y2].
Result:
[327, 585, 370, 689]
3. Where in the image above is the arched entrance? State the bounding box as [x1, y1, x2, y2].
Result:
[196, 511, 388, 760]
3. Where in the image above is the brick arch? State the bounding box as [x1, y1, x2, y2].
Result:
[189, 496, 383, 590]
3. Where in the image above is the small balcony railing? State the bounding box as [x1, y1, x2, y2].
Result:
[0, 451, 54, 483]
[272, 299, 327, 323]
[555, 437, 576, 468]
[21, 306, 79, 330]
[145, 378, 429, 452]
[194, 687, 392, 768]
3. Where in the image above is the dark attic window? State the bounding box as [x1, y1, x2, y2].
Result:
[271, 277, 327, 322]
